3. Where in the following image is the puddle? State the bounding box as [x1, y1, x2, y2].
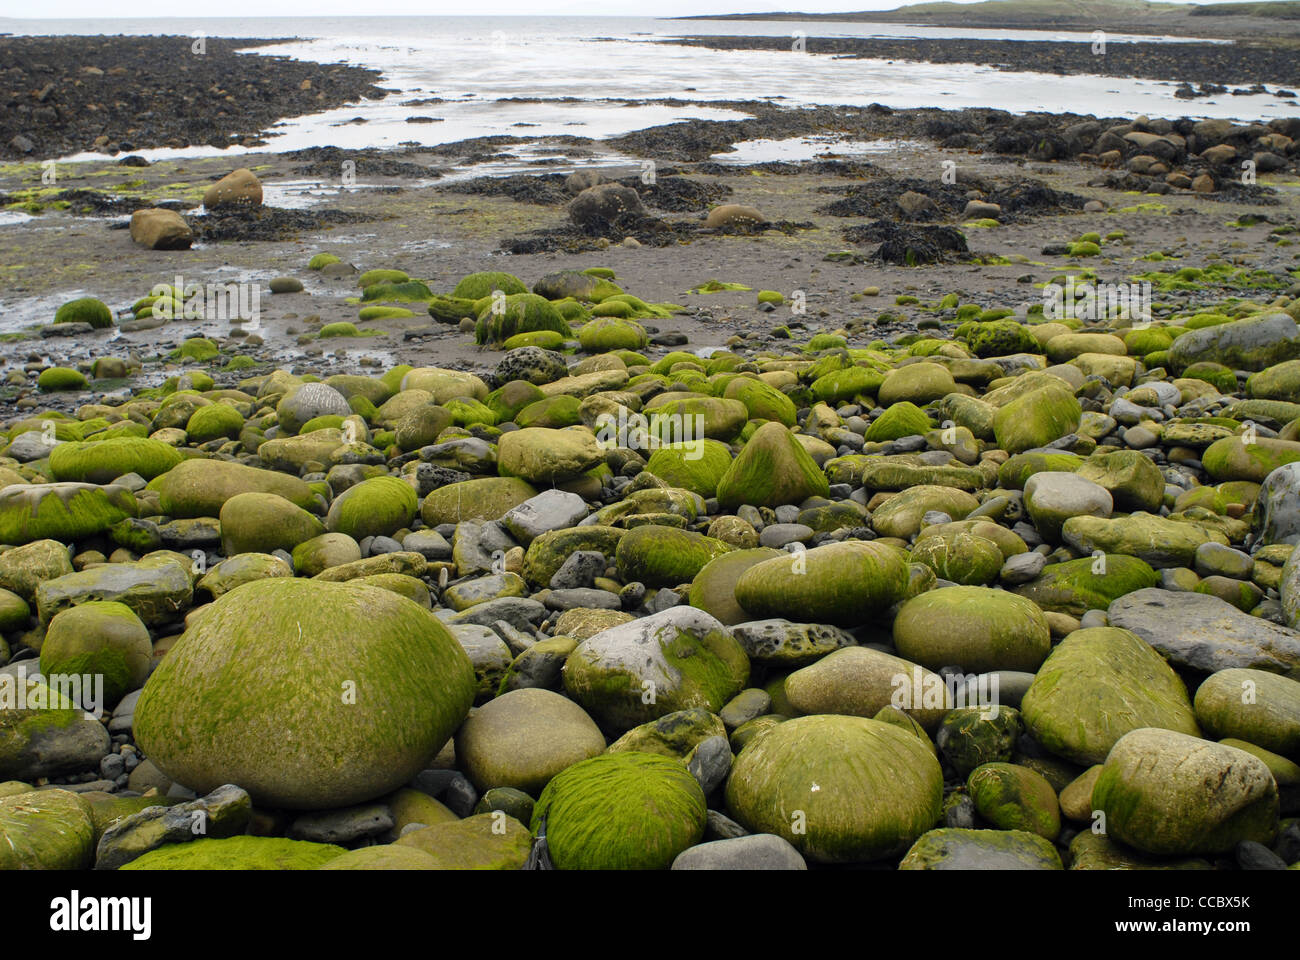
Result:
[711, 136, 920, 164]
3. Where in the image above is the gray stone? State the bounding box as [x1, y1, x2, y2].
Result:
[94, 784, 252, 870]
[549, 550, 606, 590]
[671, 833, 807, 870]
[1195, 542, 1253, 580]
[445, 597, 548, 631]
[687, 735, 732, 795]
[402, 529, 452, 560]
[289, 802, 394, 844]
[730, 619, 856, 666]
[1000, 551, 1047, 585]
[719, 688, 772, 729]
[758, 523, 813, 548]
[500, 490, 588, 545]
[1257, 462, 1300, 547]
[1110, 587, 1300, 677]
[544, 588, 621, 610]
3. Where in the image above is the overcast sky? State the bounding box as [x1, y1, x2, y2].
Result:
[5, 0, 1240, 20]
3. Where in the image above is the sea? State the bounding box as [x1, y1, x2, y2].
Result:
[2, 15, 1297, 167]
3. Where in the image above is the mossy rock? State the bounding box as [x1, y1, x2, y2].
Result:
[219, 491, 325, 556]
[1194, 668, 1300, 758]
[515, 395, 580, 429]
[121, 835, 346, 870]
[325, 475, 416, 541]
[1062, 512, 1227, 569]
[1202, 436, 1300, 484]
[38, 367, 89, 392]
[523, 525, 625, 588]
[1021, 627, 1200, 766]
[936, 706, 1022, 777]
[291, 532, 362, 577]
[502, 329, 567, 350]
[420, 476, 537, 526]
[531, 752, 706, 870]
[360, 280, 433, 304]
[34, 553, 193, 628]
[133, 578, 476, 809]
[39, 600, 151, 705]
[894, 586, 1051, 673]
[197, 552, 293, 600]
[969, 320, 1039, 358]
[810, 366, 886, 404]
[723, 377, 797, 427]
[578, 317, 648, 352]
[967, 762, 1061, 841]
[453, 270, 528, 300]
[785, 646, 951, 732]
[644, 439, 732, 498]
[909, 530, 1003, 585]
[864, 401, 932, 442]
[725, 715, 943, 864]
[0, 482, 137, 545]
[154, 459, 314, 518]
[183, 403, 244, 444]
[0, 788, 96, 869]
[645, 397, 748, 443]
[993, 382, 1081, 454]
[614, 524, 733, 588]
[394, 813, 532, 869]
[476, 293, 573, 347]
[563, 606, 749, 732]
[735, 540, 908, 627]
[48, 437, 183, 484]
[54, 297, 113, 329]
[498, 427, 602, 484]
[878, 364, 956, 406]
[1092, 729, 1279, 856]
[870, 485, 980, 540]
[688, 547, 783, 626]
[1012, 554, 1159, 617]
[1075, 449, 1165, 512]
[899, 827, 1062, 870]
[716, 421, 829, 509]
[308, 253, 341, 270]
[358, 268, 409, 288]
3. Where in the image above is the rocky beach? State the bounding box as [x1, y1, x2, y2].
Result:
[2, 11, 1300, 879]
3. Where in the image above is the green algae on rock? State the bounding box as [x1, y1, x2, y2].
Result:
[734, 540, 909, 627]
[531, 751, 706, 870]
[133, 578, 475, 809]
[0, 482, 137, 546]
[121, 835, 346, 870]
[725, 715, 942, 864]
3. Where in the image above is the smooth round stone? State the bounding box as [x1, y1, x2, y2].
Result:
[758, 523, 813, 549]
[1023, 471, 1113, 542]
[455, 688, 606, 795]
[1124, 426, 1159, 449]
[718, 688, 772, 730]
[671, 834, 807, 870]
[1194, 541, 1253, 580]
[900, 827, 1062, 870]
[1000, 551, 1046, 585]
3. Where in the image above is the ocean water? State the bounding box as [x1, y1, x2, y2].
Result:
[2, 16, 1295, 166]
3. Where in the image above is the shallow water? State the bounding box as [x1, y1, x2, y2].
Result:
[3, 15, 1289, 170]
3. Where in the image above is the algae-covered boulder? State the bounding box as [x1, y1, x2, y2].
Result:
[645, 440, 733, 498]
[219, 492, 325, 556]
[935, 706, 1021, 777]
[197, 553, 293, 600]
[967, 762, 1061, 841]
[54, 296, 113, 329]
[900, 827, 1062, 870]
[1193, 668, 1300, 758]
[498, 427, 602, 484]
[39, 600, 152, 706]
[993, 382, 1081, 454]
[155, 459, 315, 518]
[723, 376, 797, 427]
[908, 529, 1003, 585]
[35, 553, 193, 627]
[0, 789, 96, 869]
[562, 606, 749, 732]
[716, 421, 829, 509]
[325, 475, 417, 542]
[531, 751, 706, 870]
[734, 540, 909, 627]
[133, 578, 476, 809]
[725, 715, 943, 864]
[0, 540, 74, 601]
[395, 813, 532, 869]
[456, 688, 606, 795]
[121, 835, 345, 870]
[475, 293, 573, 347]
[647, 397, 748, 442]
[523, 525, 625, 588]
[1075, 449, 1166, 512]
[420, 477, 537, 526]
[1092, 728, 1278, 856]
[1202, 436, 1300, 484]
[870, 485, 979, 540]
[0, 677, 111, 780]
[1166, 312, 1300, 374]
[1012, 554, 1159, 617]
[0, 482, 136, 545]
[1021, 627, 1200, 766]
[893, 586, 1051, 673]
[1062, 512, 1227, 569]
[863, 401, 932, 443]
[319, 845, 442, 870]
[578, 317, 648, 352]
[784, 646, 952, 732]
[688, 547, 784, 626]
[613, 524, 733, 588]
[49, 437, 183, 484]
